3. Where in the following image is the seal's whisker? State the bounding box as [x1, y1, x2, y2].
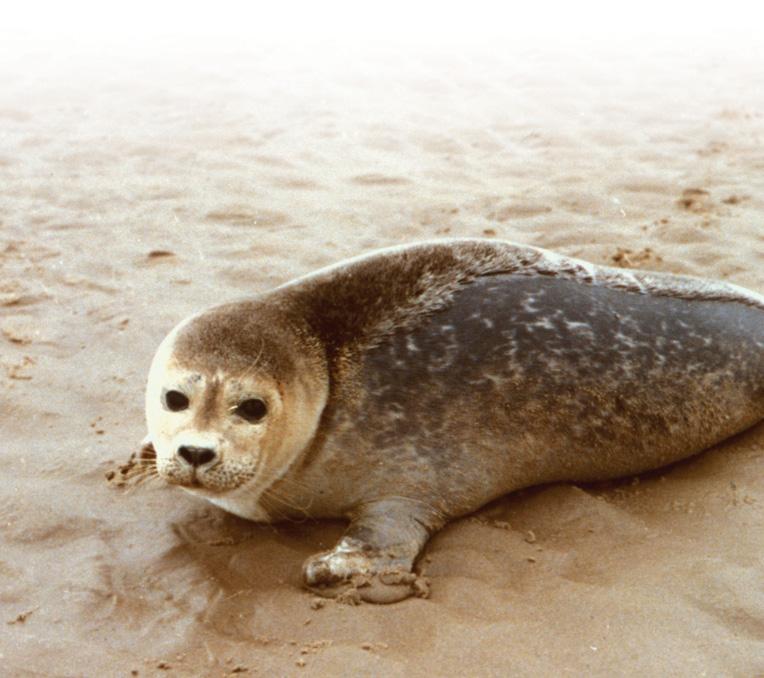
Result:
[127, 463, 158, 476]
[128, 467, 158, 478]
[260, 473, 314, 494]
[236, 336, 267, 384]
[132, 470, 160, 484]
[262, 483, 314, 512]
[257, 497, 291, 523]
[110, 459, 161, 489]
[256, 467, 315, 491]
[262, 489, 313, 519]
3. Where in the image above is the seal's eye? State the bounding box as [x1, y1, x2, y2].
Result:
[235, 398, 267, 423]
[165, 390, 189, 412]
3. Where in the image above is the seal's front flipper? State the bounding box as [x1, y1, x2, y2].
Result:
[302, 498, 443, 603]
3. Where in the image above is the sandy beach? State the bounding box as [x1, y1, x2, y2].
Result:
[1, 34, 763, 676]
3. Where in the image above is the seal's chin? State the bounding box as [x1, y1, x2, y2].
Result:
[159, 469, 214, 491]
[177, 471, 214, 492]
[174, 473, 249, 494]
[181, 481, 225, 497]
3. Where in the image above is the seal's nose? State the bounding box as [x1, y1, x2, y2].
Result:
[177, 445, 217, 467]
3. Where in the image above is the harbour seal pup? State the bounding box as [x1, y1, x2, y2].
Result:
[142, 239, 764, 602]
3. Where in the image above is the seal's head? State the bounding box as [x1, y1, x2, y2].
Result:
[145, 300, 328, 506]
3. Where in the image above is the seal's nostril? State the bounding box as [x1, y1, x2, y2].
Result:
[178, 445, 217, 467]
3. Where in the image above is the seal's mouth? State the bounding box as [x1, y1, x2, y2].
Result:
[174, 467, 222, 491]
[173, 461, 259, 495]
[185, 470, 203, 489]
[185, 465, 229, 492]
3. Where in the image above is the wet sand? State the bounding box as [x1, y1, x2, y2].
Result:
[1, 37, 763, 676]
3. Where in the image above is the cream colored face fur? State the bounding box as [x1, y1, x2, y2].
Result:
[144, 320, 327, 520]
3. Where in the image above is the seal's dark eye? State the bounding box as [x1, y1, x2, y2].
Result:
[165, 390, 189, 411]
[235, 398, 267, 423]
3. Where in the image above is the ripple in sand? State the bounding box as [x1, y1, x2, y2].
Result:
[251, 154, 295, 168]
[270, 176, 321, 190]
[205, 208, 290, 227]
[350, 174, 410, 186]
[47, 222, 93, 231]
[614, 180, 673, 195]
[1, 316, 43, 345]
[0, 280, 49, 307]
[0, 108, 32, 123]
[415, 134, 464, 155]
[488, 203, 553, 221]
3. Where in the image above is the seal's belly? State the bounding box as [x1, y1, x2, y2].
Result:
[357, 274, 764, 498]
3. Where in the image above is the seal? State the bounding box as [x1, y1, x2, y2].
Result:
[142, 239, 764, 602]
